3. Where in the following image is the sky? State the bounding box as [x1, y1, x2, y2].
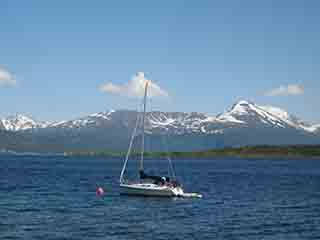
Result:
[0, 0, 319, 122]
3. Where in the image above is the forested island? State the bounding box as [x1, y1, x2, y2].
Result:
[65, 145, 320, 159]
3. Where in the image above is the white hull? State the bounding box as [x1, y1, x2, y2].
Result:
[120, 183, 184, 197]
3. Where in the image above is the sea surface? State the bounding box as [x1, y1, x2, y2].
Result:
[1, 155, 320, 239]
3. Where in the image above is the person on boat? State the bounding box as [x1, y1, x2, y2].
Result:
[171, 180, 180, 188]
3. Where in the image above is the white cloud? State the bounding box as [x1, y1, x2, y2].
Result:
[99, 72, 169, 98]
[265, 84, 304, 97]
[0, 67, 16, 87]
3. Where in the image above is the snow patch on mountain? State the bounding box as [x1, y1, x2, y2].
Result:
[216, 114, 245, 124]
[146, 111, 209, 134]
[259, 105, 317, 133]
[89, 110, 115, 120]
[49, 110, 116, 129]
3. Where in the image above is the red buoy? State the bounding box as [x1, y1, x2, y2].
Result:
[96, 187, 104, 196]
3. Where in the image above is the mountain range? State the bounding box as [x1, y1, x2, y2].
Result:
[1, 100, 320, 153]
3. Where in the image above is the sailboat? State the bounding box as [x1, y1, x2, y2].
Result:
[119, 77, 192, 197]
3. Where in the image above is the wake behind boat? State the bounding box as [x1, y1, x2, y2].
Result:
[119, 73, 201, 198]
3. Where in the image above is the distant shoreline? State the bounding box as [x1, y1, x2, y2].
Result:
[64, 145, 320, 159]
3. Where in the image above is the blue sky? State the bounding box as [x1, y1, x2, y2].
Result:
[0, 0, 319, 122]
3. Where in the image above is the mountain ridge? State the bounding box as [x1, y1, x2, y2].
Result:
[0, 100, 319, 153]
[1, 100, 319, 134]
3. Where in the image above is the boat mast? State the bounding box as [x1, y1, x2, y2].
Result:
[140, 81, 149, 171]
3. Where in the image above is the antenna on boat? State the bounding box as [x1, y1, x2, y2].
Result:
[140, 79, 149, 171]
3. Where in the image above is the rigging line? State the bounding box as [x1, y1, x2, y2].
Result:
[119, 105, 141, 183]
[149, 110, 176, 179]
[161, 131, 176, 180]
[160, 134, 171, 177]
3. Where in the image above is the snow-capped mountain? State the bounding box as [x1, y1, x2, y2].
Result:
[216, 100, 318, 133]
[144, 100, 318, 134]
[1, 101, 319, 153]
[1, 101, 319, 134]
[0, 114, 50, 131]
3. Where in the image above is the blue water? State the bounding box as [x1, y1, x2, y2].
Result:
[1, 156, 320, 239]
